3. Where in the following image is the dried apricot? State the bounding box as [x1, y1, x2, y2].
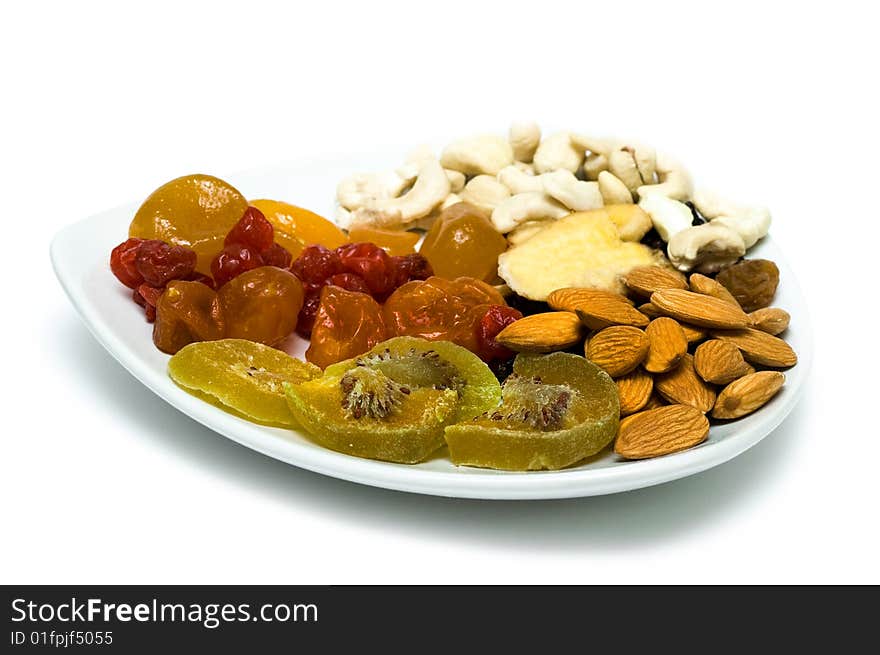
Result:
[348, 226, 419, 256]
[217, 267, 304, 346]
[249, 199, 348, 259]
[129, 174, 249, 274]
[153, 280, 226, 354]
[306, 286, 386, 369]
[419, 202, 508, 282]
[169, 339, 321, 427]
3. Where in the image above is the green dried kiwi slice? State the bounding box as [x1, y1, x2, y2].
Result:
[168, 339, 321, 428]
[444, 352, 620, 471]
[283, 336, 502, 464]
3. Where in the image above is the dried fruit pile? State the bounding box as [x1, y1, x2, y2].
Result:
[493, 259, 796, 460]
[105, 126, 798, 474]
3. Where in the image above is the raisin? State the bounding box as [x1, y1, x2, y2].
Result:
[291, 244, 344, 285]
[110, 238, 146, 289]
[475, 305, 523, 362]
[135, 240, 197, 287]
[716, 259, 779, 312]
[224, 206, 275, 252]
[211, 243, 264, 288]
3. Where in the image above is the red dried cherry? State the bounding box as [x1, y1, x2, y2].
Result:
[475, 304, 523, 362]
[224, 206, 275, 252]
[110, 238, 146, 289]
[135, 240, 197, 287]
[295, 291, 322, 338]
[261, 242, 292, 269]
[211, 243, 263, 288]
[291, 244, 343, 285]
[325, 273, 371, 295]
[392, 253, 434, 287]
[336, 242, 396, 297]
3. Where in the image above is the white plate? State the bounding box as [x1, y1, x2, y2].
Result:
[50, 158, 812, 500]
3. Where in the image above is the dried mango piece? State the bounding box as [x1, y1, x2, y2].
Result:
[445, 352, 619, 470]
[168, 339, 320, 427]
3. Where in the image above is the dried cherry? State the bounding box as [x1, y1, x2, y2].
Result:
[211, 243, 263, 288]
[224, 206, 275, 252]
[336, 242, 396, 297]
[186, 271, 216, 289]
[261, 242, 292, 269]
[291, 244, 344, 285]
[110, 238, 146, 289]
[296, 291, 322, 338]
[475, 305, 523, 362]
[326, 273, 371, 295]
[134, 240, 197, 287]
[392, 253, 433, 288]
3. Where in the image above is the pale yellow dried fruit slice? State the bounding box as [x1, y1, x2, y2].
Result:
[497, 209, 662, 300]
[615, 404, 710, 459]
[712, 371, 785, 419]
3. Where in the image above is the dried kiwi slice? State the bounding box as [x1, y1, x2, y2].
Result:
[445, 352, 619, 470]
[168, 339, 321, 427]
[283, 336, 501, 464]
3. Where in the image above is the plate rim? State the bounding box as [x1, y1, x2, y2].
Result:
[49, 185, 812, 501]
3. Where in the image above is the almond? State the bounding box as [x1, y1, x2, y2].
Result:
[749, 307, 790, 335]
[680, 323, 708, 344]
[638, 302, 662, 319]
[710, 328, 798, 368]
[643, 393, 667, 411]
[644, 317, 688, 373]
[694, 339, 754, 385]
[495, 312, 584, 353]
[712, 371, 786, 419]
[574, 300, 649, 331]
[547, 287, 634, 310]
[688, 273, 742, 308]
[654, 353, 717, 413]
[616, 369, 654, 416]
[586, 326, 649, 377]
[650, 289, 752, 329]
[623, 266, 688, 297]
[615, 404, 710, 459]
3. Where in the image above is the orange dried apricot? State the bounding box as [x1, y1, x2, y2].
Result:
[249, 199, 348, 259]
[348, 226, 420, 256]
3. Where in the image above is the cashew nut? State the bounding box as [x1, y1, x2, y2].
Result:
[636, 152, 693, 201]
[508, 121, 541, 162]
[513, 161, 536, 175]
[608, 149, 643, 193]
[445, 169, 466, 193]
[598, 171, 634, 204]
[440, 135, 514, 176]
[693, 188, 771, 249]
[459, 175, 512, 218]
[583, 153, 609, 180]
[605, 204, 653, 242]
[350, 158, 451, 228]
[638, 194, 694, 241]
[336, 170, 411, 210]
[533, 133, 584, 174]
[571, 134, 616, 156]
[497, 165, 543, 194]
[490, 192, 569, 233]
[541, 170, 603, 211]
[667, 223, 746, 273]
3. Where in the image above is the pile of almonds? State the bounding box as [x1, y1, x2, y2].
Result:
[494, 262, 796, 460]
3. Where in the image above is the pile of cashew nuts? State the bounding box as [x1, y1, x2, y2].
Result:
[335, 123, 771, 273]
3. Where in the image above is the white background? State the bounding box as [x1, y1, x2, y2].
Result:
[2, 0, 878, 584]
